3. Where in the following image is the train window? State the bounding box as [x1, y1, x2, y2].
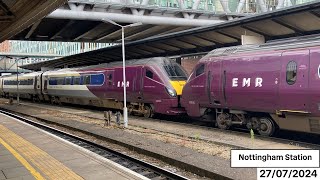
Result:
[146, 70, 153, 79]
[163, 64, 188, 80]
[57, 77, 64, 85]
[73, 77, 80, 85]
[91, 74, 104, 85]
[49, 78, 57, 85]
[83, 75, 90, 85]
[286, 61, 297, 85]
[65, 77, 72, 85]
[195, 64, 205, 77]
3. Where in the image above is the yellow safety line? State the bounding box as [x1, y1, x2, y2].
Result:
[0, 137, 45, 180]
[0, 125, 83, 180]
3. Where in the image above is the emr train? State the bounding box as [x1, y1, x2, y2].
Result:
[182, 38, 320, 136]
[3, 38, 320, 136]
[0, 57, 187, 118]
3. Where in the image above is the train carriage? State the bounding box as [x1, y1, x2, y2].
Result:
[181, 38, 320, 136]
[2, 72, 42, 100]
[1, 57, 188, 118]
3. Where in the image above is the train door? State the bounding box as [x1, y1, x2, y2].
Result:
[106, 70, 114, 90]
[190, 63, 208, 106]
[208, 61, 222, 105]
[43, 75, 48, 94]
[309, 50, 320, 114]
[34, 76, 37, 91]
[142, 66, 166, 102]
[142, 67, 156, 101]
[134, 66, 143, 101]
[104, 70, 114, 98]
[36, 74, 41, 93]
[279, 49, 310, 112]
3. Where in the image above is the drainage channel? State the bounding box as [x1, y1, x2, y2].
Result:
[0, 109, 188, 180]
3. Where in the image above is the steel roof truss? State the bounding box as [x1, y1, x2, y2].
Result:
[309, 10, 320, 18]
[272, 18, 304, 35]
[0, 0, 13, 16]
[73, 23, 102, 41]
[138, 45, 166, 53]
[215, 31, 241, 42]
[193, 34, 223, 46]
[240, 25, 270, 39]
[159, 42, 182, 50]
[50, 20, 75, 40]
[175, 39, 198, 48]
[149, 43, 179, 51]
[127, 47, 153, 55]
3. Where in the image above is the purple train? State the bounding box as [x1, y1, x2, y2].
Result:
[181, 39, 320, 136]
[0, 57, 188, 117]
[3, 38, 320, 136]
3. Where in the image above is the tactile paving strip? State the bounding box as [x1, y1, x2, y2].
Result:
[0, 125, 83, 180]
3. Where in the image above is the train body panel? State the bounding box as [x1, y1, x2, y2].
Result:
[2, 72, 43, 98]
[181, 42, 320, 135]
[223, 52, 281, 112]
[181, 49, 313, 116]
[43, 70, 98, 99]
[82, 61, 184, 115]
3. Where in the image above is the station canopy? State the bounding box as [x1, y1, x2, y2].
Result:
[0, 0, 66, 43]
[21, 1, 320, 71]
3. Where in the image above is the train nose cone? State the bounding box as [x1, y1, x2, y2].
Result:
[170, 81, 186, 95]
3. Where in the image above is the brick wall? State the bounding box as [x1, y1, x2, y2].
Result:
[0, 41, 10, 52]
[181, 55, 203, 75]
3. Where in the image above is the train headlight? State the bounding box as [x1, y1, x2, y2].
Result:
[166, 87, 176, 97]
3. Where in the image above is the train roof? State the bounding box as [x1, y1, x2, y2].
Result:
[1, 71, 42, 79]
[78, 57, 175, 70]
[1, 57, 182, 78]
[202, 34, 320, 60]
[46, 57, 176, 73]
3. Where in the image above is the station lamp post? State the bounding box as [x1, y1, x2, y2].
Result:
[5, 56, 28, 105]
[101, 19, 143, 128]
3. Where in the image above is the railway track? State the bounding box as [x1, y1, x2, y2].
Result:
[149, 116, 320, 150]
[70, 105, 320, 150]
[0, 109, 189, 180]
[1, 100, 319, 179]
[4, 99, 320, 150]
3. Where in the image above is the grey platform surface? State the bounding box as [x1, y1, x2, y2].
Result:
[0, 113, 146, 180]
[0, 144, 34, 180]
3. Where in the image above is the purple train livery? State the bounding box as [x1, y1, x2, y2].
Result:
[181, 38, 320, 136]
[0, 57, 188, 117]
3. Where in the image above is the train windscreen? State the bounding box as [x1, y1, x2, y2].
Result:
[163, 64, 188, 80]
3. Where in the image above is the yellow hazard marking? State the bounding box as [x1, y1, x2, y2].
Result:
[0, 137, 45, 180]
[0, 125, 83, 180]
[169, 80, 186, 95]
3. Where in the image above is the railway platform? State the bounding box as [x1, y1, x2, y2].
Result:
[0, 113, 147, 180]
[0, 98, 314, 179]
